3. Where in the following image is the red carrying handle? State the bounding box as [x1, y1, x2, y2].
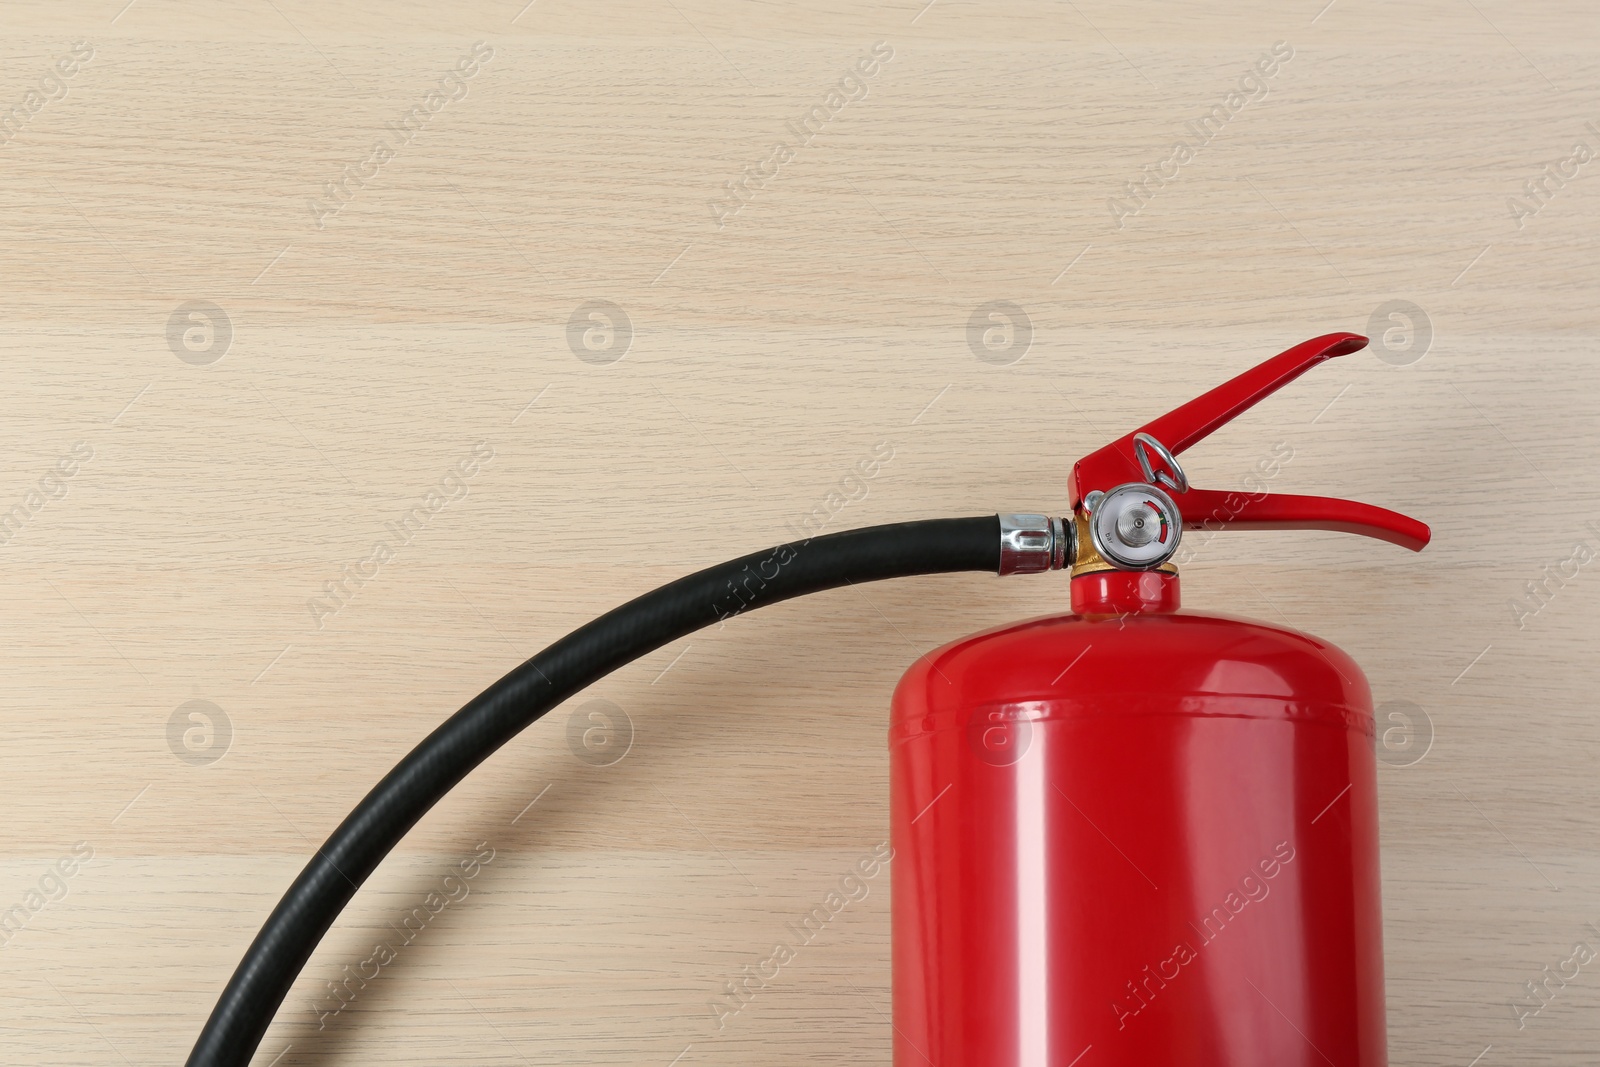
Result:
[1068, 333, 1431, 551]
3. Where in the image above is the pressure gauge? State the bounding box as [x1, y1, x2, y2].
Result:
[1089, 481, 1182, 570]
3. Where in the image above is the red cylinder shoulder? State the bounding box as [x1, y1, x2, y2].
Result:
[892, 608, 1372, 745]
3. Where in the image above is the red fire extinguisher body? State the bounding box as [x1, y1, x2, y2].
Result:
[890, 571, 1385, 1066]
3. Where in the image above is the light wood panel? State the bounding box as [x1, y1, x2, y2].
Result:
[1, 1, 1597, 1063]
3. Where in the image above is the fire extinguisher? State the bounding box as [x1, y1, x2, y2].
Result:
[891, 330, 1427, 1066]
[186, 332, 1426, 1067]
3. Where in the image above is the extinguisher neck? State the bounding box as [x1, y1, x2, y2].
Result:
[1070, 570, 1181, 616]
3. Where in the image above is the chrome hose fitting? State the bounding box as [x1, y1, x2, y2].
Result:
[997, 513, 1073, 575]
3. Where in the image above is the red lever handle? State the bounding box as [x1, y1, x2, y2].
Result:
[1069, 332, 1431, 551]
[1175, 489, 1430, 551]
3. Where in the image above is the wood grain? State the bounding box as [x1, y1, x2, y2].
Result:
[0, 1, 1597, 1063]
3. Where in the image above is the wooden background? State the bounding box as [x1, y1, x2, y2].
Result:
[1, 0, 1596, 1063]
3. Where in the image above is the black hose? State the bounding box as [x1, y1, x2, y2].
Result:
[187, 516, 1002, 1065]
